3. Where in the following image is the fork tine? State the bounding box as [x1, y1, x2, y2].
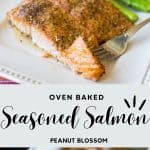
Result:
[93, 44, 117, 60]
[94, 47, 107, 55]
[94, 50, 106, 55]
[96, 52, 116, 61]
[99, 53, 110, 59]
[93, 46, 104, 52]
[97, 50, 116, 59]
[96, 51, 110, 59]
[93, 46, 106, 54]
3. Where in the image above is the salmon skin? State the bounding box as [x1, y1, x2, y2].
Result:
[7, 0, 132, 81]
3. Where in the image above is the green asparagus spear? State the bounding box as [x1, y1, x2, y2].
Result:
[119, 0, 150, 12]
[111, 0, 139, 22]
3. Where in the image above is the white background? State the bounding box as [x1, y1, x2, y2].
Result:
[0, 85, 150, 147]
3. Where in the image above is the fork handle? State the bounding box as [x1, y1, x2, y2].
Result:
[126, 17, 150, 37]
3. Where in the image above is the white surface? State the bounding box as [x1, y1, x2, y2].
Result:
[143, 63, 150, 85]
[0, 0, 150, 84]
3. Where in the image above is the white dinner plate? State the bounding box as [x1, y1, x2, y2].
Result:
[0, 0, 150, 84]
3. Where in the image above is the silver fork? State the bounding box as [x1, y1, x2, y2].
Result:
[93, 17, 150, 60]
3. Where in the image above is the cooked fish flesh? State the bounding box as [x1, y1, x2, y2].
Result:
[7, 0, 132, 81]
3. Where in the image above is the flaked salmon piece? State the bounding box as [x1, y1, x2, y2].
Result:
[7, 0, 132, 81]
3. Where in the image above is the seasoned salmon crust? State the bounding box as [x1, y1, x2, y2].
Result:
[7, 0, 132, 81]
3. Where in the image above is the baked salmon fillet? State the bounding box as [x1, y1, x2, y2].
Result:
[7, 0, 132, 81]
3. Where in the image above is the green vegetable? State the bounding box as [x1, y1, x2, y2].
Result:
[111, 0, 139, 22]
[119, 0, 150, 12]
